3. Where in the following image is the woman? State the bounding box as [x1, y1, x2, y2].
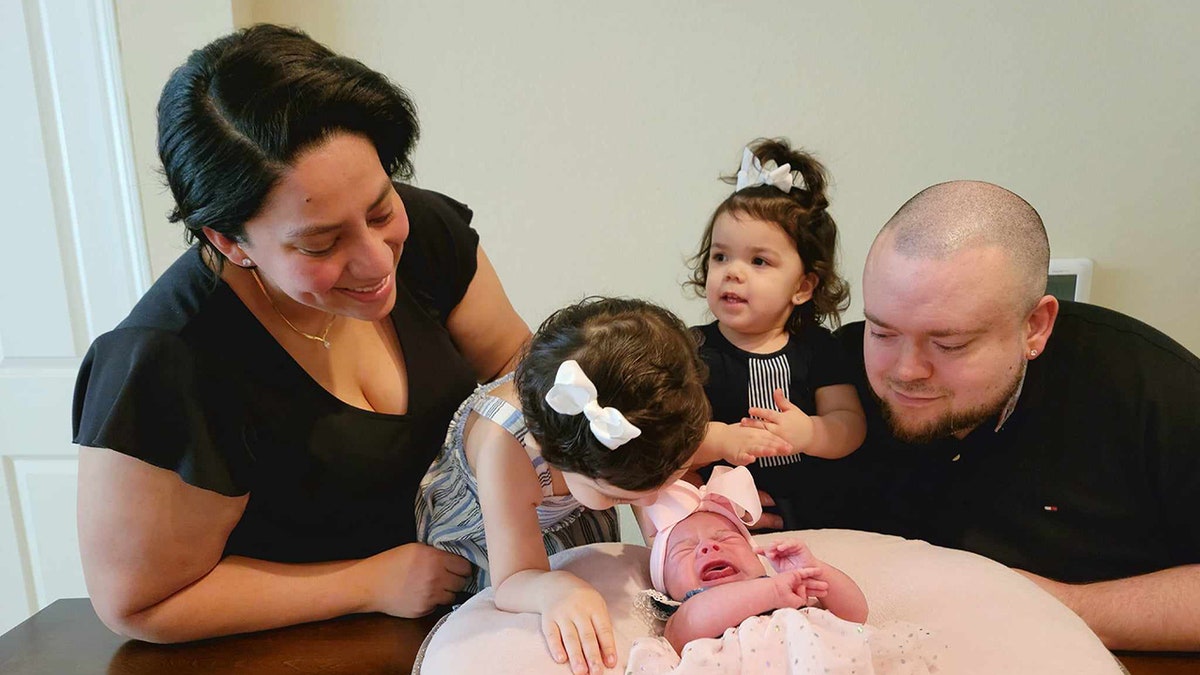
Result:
[72, 24, 530, 643]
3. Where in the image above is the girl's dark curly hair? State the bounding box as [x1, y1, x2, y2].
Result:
[516, 297, 710, 492]
[686, 138, 850, 330]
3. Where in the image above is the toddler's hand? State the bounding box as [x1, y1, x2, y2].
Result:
[713, 422, 792, 466]
[743, 388, 814, 453]
[539, 574, 617, 675]
[757, 539, 820, 572]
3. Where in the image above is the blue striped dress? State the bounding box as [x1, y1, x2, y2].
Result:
[415, 374, 619, 593]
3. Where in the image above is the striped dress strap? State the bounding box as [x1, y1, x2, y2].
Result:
[469, 394, 556, 498]
[749, 352, 803, 468]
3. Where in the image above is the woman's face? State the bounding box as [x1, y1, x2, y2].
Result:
[662, 511, 764, 601]
[238, 132, 408, 322]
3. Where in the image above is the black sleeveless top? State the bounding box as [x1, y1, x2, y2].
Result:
[72, 184, 481, 563]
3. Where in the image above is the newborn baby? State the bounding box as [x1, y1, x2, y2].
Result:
[645, 466, 868, 653]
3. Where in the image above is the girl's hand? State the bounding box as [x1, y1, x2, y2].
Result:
[357, 543, 472, 617]
[756, 539, 820, 572]
[711, 421, 792, 466]
[772, 568, 829, 608]
[743, 388, 814, 453]
[539, 573, 617, 675]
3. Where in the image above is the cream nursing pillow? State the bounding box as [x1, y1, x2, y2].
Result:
[415, 530, 1122, 675]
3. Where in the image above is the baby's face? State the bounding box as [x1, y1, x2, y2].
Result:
[662, 511, 766, 601]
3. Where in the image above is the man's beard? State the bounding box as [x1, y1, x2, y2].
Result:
[872, 368, 1024, 444]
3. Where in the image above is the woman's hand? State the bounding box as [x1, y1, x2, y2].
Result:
[357, 543, 472, 617]
[537, 572, 617, 675]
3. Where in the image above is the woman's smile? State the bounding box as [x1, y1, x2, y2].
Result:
[336, 274, 393, 302]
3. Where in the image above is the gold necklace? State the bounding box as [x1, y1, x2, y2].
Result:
[249, 268, 336, 349]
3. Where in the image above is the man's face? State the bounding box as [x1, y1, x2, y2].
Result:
[862, 241, 1028, 442]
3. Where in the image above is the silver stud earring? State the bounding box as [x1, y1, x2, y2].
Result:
[1029, 349, 1038, 358]
[241, 259, 254, 267]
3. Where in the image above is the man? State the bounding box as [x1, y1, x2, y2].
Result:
[830, 180, 1199, 650]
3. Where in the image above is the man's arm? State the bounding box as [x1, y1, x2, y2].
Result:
[1017, 565, 1200, 651]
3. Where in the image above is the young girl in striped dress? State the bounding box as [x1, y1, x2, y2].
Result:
[687, 139, 867, 531]
[417, 296, 709, 675]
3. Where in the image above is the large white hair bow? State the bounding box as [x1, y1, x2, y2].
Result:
[544, 360, 642, 450]
[735, 147, 806, 193]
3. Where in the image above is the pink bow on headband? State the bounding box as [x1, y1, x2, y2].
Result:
[645, 465, 763, 534]
[646, 465, 763, 593]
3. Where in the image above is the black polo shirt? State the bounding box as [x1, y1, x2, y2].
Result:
[823, 301, 1200, 583]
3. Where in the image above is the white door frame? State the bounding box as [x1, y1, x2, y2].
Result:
[0, 0, 148, 633]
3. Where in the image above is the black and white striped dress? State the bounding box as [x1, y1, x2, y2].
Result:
[693, 320, 855, 529]
[415, 374, 619, 593]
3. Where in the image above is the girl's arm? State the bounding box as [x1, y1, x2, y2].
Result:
[743, 384, 866, 459]
[808, 384, 867, 459]
[445, 247, 532, 381]
[77, 446, 470, 643]
[690, 422, 793, 467]
[469, 414, 616, 675]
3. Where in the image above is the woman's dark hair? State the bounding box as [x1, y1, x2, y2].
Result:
[686, 138, 850, 330]
[516, 297, 710, 492]
[157, 24, 419, 269]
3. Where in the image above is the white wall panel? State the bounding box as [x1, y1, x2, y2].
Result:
[0, 0, 166, 634]
[0, 0, 76, 359]
[13, 459, 86, 610]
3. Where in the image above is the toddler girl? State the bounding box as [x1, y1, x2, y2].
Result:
[417, 297, 710, 675]
[688, 139, 867, 529]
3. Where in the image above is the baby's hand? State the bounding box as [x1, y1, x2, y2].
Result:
[771, 568, 829, 609]
[756, 539, 820, 572]
[538, 574, 616, 675]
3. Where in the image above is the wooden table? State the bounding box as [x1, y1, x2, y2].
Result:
[0, 599, 444, 674]
[1, 599, 1196, 674]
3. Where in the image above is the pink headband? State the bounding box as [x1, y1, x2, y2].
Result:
[645, 465, 763, 593]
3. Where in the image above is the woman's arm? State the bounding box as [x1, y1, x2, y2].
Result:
[446, 247, 531, 381]
[78, 446, 470, 643]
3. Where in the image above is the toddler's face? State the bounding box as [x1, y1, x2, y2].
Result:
[705, 211, 813, 337]
[662, 511, 765, 601]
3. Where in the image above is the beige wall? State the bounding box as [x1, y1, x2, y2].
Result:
[115, 0, 235, 279]
[136, 1, 1199, 352]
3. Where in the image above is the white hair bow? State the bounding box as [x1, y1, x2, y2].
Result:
[544, 360, 642, 450]
[735, 147, 805, 193]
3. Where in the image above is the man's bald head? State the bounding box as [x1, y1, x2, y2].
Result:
[870, 181, 1049, 311]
